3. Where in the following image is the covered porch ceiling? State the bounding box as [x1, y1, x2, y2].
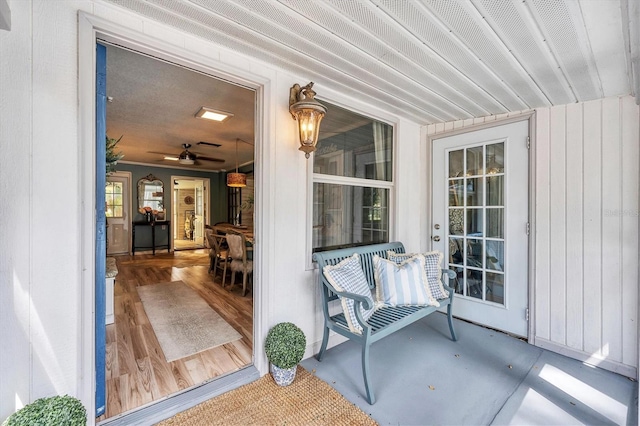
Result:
[104, 0, 640, 171]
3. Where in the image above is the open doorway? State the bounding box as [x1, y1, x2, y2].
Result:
[98, 42, 256, 421]
[172, 177, 209, 251]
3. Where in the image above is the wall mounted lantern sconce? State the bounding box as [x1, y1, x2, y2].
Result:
[289, 82, 327, 159]
[227, 138, 247, 187]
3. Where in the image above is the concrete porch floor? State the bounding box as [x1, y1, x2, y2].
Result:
[301, 313, 638, 425]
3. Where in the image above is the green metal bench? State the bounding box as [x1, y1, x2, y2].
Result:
[313, 242, 457, 404]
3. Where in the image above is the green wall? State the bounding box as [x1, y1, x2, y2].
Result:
[115, 163, 228, 248]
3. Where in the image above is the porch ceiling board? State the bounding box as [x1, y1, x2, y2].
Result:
[105, 0, 633, 125]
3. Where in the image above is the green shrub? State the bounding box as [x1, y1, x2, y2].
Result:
[2, 395, 86, 426]
[265, 322, 306, 369]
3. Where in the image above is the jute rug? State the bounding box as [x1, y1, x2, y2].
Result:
[157, 367, 378, 426]
[138, 281, 242, 362]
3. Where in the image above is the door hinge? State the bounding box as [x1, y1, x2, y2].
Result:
[525, 308, 529, 321]
[526, 136, 530, 149]
[526, 222, 530, 235]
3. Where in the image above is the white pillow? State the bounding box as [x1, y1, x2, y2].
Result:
[374, 254, 439, 307]
[388, 250, 449, 300]
[322, 253, 375, 334]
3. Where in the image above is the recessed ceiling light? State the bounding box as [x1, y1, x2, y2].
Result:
[195, 106, 233, 122]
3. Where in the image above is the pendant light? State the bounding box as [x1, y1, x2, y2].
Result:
[227, 138, 247, 187]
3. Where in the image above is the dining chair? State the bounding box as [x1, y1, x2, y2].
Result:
[225, 232, 253, 296]
[205, 228, 230, 285]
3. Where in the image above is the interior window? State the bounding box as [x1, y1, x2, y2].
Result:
[312, 102, 393, 252]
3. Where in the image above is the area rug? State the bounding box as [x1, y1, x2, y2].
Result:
[137, 281, 242, 362]
[157, 367, 378, 426]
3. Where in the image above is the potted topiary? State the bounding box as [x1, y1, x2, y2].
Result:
[265, 322, 306, 386]
[2, 395, 86, 426]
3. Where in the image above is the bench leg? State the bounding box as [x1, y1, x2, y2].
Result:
[315, 325, 330, 361]
[447, 303, 458, 341]
[362, 343, 375, 404]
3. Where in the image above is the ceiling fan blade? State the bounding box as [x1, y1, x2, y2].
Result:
[196, 155, 225, 163]
[197, 141, 222, 148]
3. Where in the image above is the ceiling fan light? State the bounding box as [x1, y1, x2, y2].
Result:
[164, 156, 179, 161]
[227, 172, 247, 187]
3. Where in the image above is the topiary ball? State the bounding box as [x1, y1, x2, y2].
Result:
[2, 395, 86, 426]
[264, 322, 306, 369]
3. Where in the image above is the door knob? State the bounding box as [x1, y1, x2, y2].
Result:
[432, 236, 441, 242]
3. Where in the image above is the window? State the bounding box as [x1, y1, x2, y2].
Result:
[312, 103, 393, 252]
[105, 181, 124, 218]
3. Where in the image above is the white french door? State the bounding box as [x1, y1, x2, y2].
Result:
[432, 120, 529, 337]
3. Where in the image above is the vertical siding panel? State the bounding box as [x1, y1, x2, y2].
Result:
[549, 105, 567, 344]
[582, 100, 603, 355]
[535, 107, 551, 340]
[601, 97, 622, 362]
[565, 102, 585, 351]
[621, 96, 639, 367]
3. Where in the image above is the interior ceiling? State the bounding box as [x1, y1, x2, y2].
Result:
[106, 0, 636, 171]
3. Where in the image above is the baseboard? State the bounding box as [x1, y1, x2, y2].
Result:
[534, 337, 638, 379]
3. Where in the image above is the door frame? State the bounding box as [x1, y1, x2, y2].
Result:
[171, 176, 210, 249]
[426, 112, 536, 341]
[78, 12, 271, 418]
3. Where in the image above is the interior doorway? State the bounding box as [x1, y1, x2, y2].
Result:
[96, 40, 257, 422]
[172, 177, 209, 250]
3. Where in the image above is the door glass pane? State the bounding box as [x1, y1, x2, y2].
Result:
[486, 208, 503, 238]
[466, 269, 483, 299]
[486, 142, 504, 174]
[466, 146, 483, 176]
[466, 177, 483, 206]
[486, 272, 504, 304]
[486, 240, 504, 272]
[449, 237, 464, 265]
[449, 179, 463, 206]
[449, 209, 464, 235]
[466, 209, 483, 236]
[449, 150, 464, 178]
[487, 176, 504, 206]
[445, 142, 507, 306]
[467, 238, 483, 268]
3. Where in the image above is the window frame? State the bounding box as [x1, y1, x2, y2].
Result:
[306, 105, 396, 269]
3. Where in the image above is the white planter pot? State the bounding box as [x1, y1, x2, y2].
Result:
[270, 364, 297, 386]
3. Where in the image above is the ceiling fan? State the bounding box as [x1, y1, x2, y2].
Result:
[151, 143, 224, 165]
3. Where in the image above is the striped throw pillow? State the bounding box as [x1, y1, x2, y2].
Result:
[322, 253, 375, 334]
[373, 255, 439, 307]
[388, 250, 449, 300]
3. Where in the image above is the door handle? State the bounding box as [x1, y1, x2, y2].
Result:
[432, 236, 441, 242]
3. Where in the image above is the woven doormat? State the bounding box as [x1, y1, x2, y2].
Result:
[157, 367, 378, 426]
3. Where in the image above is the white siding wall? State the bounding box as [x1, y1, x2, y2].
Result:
[0, 1, 422, 420]
[426, 97, 639, 378]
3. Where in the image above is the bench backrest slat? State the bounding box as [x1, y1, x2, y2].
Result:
[313, 242, 406, 302]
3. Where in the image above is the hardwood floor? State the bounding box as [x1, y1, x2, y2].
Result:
[98, 249, 253, 421]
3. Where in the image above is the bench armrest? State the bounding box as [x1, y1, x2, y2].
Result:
[322, 281, 373, 310]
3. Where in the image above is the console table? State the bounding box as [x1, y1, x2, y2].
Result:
[132, 220, 171, 255]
